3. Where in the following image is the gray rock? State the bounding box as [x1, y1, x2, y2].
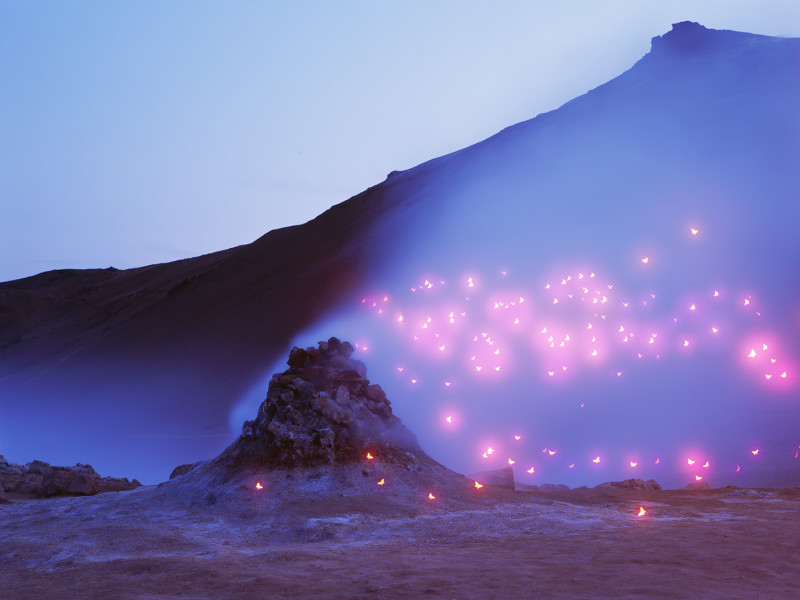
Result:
[466, 466, 515, 489]
[538, 483, 570, 492]
[25, 460, 51, 475]
[683, 481, 712, 490]
[216, 338, 423, 470]
[594, 478, 662, 490]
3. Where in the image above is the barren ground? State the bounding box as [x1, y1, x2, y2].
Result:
[2, 482, 799, 599]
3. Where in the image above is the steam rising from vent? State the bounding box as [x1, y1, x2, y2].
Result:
[234, 23, 800, 490]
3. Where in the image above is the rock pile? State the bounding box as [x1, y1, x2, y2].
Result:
[218, 337, 425, 470]
[594, 478, 662, 490]
[0, 455, 141, 500]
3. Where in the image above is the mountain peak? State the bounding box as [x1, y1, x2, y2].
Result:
[649, 21, 767, 57]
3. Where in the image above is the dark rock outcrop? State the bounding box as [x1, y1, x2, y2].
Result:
[594, 478, 662, 491]
[683, 481, 712, 490]
[218, 337, 425, 470]
[0, 455, 141, 499]
[169, 462, 202, 480]
[466, 466, 515, 490]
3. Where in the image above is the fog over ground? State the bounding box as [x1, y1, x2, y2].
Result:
[235, 23, 800, 490]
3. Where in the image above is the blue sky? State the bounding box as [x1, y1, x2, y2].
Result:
[2, 1, 799, 282]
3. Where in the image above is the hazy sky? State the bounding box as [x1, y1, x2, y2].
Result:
[2, 1, 799, 282]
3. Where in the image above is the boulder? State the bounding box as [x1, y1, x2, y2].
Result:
[594, 478, 662, 490]
[538, 483, 570, 492]
[25, 460, 52, 476]
[683, 481, 712, 490]
[466, 467, 515, 490]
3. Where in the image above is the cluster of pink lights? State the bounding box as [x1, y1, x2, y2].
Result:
[354, 229, 797, 483]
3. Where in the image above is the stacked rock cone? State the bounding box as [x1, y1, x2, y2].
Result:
[222, 337, 423, 469]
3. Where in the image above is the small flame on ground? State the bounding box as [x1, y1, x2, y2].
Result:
[377, 478, 385, 486]
[366, 452, 374, 460]
[637, 506, 647, 517]
[428, 492, 436, 500]
[255, 482, 263, 490]
[474, 481, 483, 489]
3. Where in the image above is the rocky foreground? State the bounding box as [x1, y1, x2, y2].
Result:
[0, 456, 140, 501]
[1, 339, 799, 598]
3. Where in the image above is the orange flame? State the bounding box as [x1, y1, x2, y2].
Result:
[377, 478, 385, 486]
[474, 481, 483, 489]
[366, 452, 374, 460]
[255, 482, 263, 490]
[428, 492, 436, 500]
[637, 507, 646, 517]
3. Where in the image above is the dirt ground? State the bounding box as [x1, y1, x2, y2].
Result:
[2, 483, 799, 599]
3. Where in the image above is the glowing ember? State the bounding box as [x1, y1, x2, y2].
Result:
[637, 506, 647, 517]
[366, 452, 374, 460]
[377, 478, 385, 486]
[428, 492, 436, 500]
[474, 481, 483, 489]
[255, 482, 263, 490]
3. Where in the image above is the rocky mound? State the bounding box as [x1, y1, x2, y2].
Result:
[594, 478, 662, 491]
[0, 456, 141, 500]
[163, 339, 516, 520]
[216, 337, 431, 470]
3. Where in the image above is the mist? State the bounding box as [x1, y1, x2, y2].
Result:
[234, 23, 800, 490]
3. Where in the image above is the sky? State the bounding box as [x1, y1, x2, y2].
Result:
[2, 1, 800, 283]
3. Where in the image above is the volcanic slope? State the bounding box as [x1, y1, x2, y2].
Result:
[1, 22, 799, 486]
